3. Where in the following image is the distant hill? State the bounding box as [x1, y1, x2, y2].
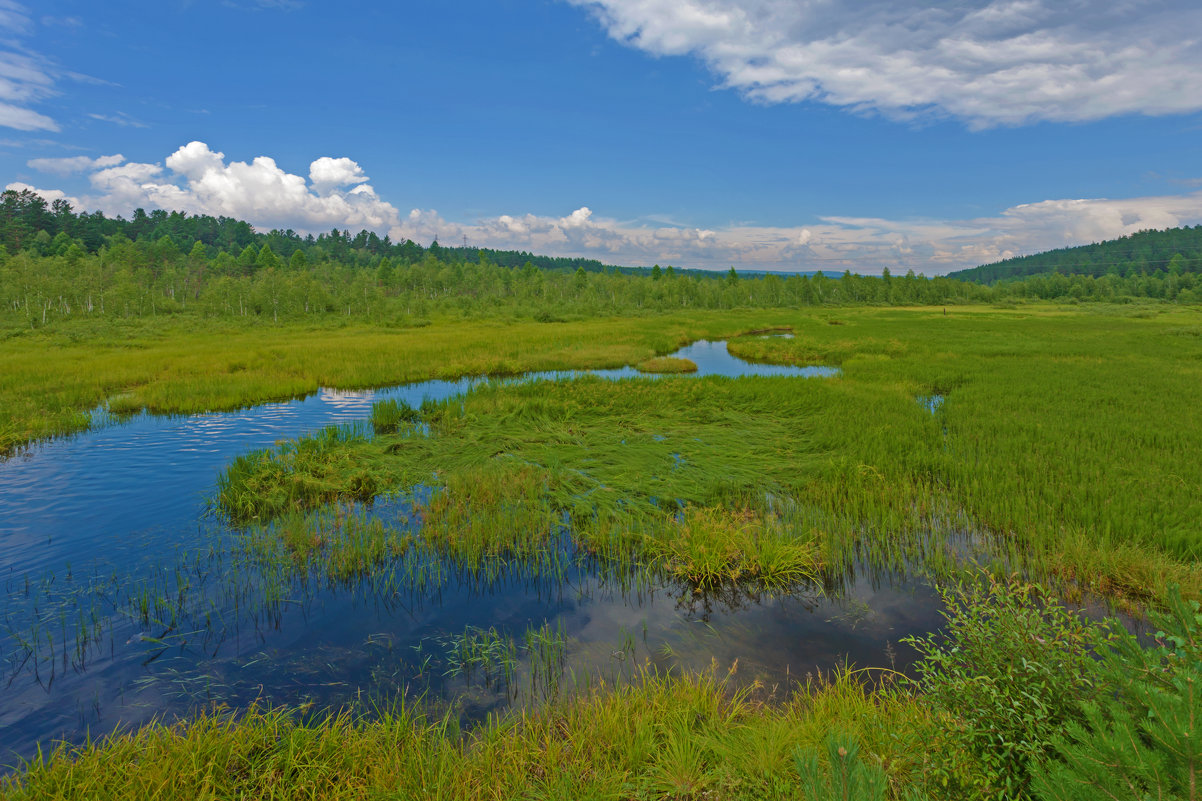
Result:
[948, 226, 1202, 284]
[733, 269, 847, 279]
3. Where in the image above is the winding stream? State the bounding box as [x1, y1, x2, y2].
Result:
[0, 340, 942, 764]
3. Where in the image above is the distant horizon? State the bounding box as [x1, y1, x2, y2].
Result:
[15, 185, 1186, 279]
[4, 1, 1202, 275]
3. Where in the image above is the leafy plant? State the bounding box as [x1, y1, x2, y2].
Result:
[1031, 586, 1201, 801]
[903, 574, 1108, 799]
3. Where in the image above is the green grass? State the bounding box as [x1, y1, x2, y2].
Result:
[241, 506, 413, 583]
[726, 305, 1202, 603]
[215, 376, 840, 592]
[7, 303, 1202, 798]
[2, 669, 939, 800]
[0, 311, 802, 455]
[211, 304, 1202, 605]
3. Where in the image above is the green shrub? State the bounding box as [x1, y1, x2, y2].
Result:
[903, 575, 1108, 800]
[1031, 587, 1201, 801]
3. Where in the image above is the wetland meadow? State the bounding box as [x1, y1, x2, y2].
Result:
[1, 304, 1200, 799]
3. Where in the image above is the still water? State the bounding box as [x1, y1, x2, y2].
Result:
[0, 340, 941, 764]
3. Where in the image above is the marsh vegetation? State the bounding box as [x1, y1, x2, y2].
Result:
[2, 302, 1200, 799]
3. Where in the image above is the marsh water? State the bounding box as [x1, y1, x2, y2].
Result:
[0, 340, 943, 765]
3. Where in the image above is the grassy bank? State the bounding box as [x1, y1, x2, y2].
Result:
[7, 576, 1199, 800]
[3, 670, 940, 800]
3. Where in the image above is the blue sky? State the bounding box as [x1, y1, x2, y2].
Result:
[5, 0, 1202, 274]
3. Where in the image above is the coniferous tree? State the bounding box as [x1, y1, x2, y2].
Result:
[1032, 588, 1201, 801]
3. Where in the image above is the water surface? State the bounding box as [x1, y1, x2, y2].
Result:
[0, 339, 942, 765]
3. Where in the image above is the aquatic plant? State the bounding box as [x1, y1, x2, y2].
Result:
[370, 398, 421, 435]
[1, 669, 933, 800]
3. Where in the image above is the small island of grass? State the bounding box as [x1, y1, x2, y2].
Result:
[635, 356, 698, 374]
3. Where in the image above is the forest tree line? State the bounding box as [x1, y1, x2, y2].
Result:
[947, 225, 1202, 283]
[2, 189, 1200, 329]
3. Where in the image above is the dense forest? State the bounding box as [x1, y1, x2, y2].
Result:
[948, 225, 1202, 283]
[2, 188, 1200, 329]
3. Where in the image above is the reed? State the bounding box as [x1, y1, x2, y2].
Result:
[210, 305, 1202, 605]
[2, 668, 935, 800]
[7, 303, 1202, 799]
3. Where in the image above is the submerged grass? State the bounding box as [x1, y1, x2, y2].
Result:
[635, 356, 698, 373]
[241, 505, 413, 583]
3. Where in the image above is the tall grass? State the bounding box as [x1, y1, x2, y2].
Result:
[2, 669, 936, 800]
[209, 306, 1202, 604]
[6, 304, 1202, 797]
[0, 311, 794, 455]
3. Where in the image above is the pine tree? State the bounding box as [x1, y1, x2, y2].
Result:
[1032, 588, 1200, 801]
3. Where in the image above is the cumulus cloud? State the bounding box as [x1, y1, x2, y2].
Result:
[569, 0, 1202, 127]
[11, 141, 406, 235]
[309, 156, 368, 193]
[6, 181, 73, 206]
[11, 141, 1202, 274]
[422, 191, 1202, 274]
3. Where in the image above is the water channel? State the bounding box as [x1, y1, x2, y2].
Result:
[0, 340, 943, 764]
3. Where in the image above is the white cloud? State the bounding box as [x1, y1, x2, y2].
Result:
[309, 156, 368, 193]
[6, 181, 74, 206]
[11, 141, 1202, 273]
[87, 112, 147, 128]
[0, 102, 56, 131]
[433, 190, 1202, 274]
[0, 0, 31, 36]
[0, 4, 59, 132]
[222, 0, 305, 10]
[11, 141, 406, 235]
[89, 161, 164, 192]
[569, 0, 1202, 127]
[27, 153, 123, 175]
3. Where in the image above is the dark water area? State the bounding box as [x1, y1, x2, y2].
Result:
[0, 340, 941, 767]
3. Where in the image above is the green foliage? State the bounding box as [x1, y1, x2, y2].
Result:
[794, 733, 890, 800]
[1031, 587, 1201, 801]
[903, 575, 1108, 799]
[948, 224, 1202, 284]
[3, 671, 932, 800]
[370, 397, 420, 434]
